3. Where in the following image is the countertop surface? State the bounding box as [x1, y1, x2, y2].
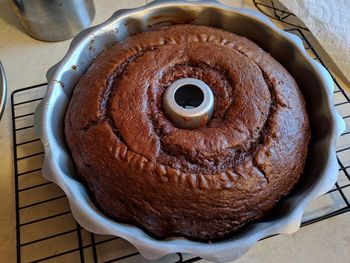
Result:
[1, 0, 349, 262]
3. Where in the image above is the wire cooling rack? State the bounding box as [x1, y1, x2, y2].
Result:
[11, 1, 350, 262]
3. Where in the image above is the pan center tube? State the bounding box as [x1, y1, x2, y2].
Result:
[162, 78, 214, 129]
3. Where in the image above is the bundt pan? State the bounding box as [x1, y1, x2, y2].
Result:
[34, 0, 345, 262]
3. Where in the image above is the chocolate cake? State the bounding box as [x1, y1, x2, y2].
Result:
[64, 25, 310, 241]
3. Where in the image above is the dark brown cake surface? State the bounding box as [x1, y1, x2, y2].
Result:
[64, 25, 310, 241]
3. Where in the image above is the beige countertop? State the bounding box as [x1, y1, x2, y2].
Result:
[1, 0, 349, 262]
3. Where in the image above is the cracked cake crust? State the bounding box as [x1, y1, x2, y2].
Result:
[64, 25, 310, 241]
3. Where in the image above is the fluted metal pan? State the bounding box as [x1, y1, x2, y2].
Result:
[34, 0, 346, 262]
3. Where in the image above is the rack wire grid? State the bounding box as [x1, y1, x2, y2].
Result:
[11, 1, 350, 262]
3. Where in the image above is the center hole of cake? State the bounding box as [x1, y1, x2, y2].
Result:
[174, 84, 204, 109]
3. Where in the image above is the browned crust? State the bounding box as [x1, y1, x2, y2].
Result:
[64, 25, 310, 241]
